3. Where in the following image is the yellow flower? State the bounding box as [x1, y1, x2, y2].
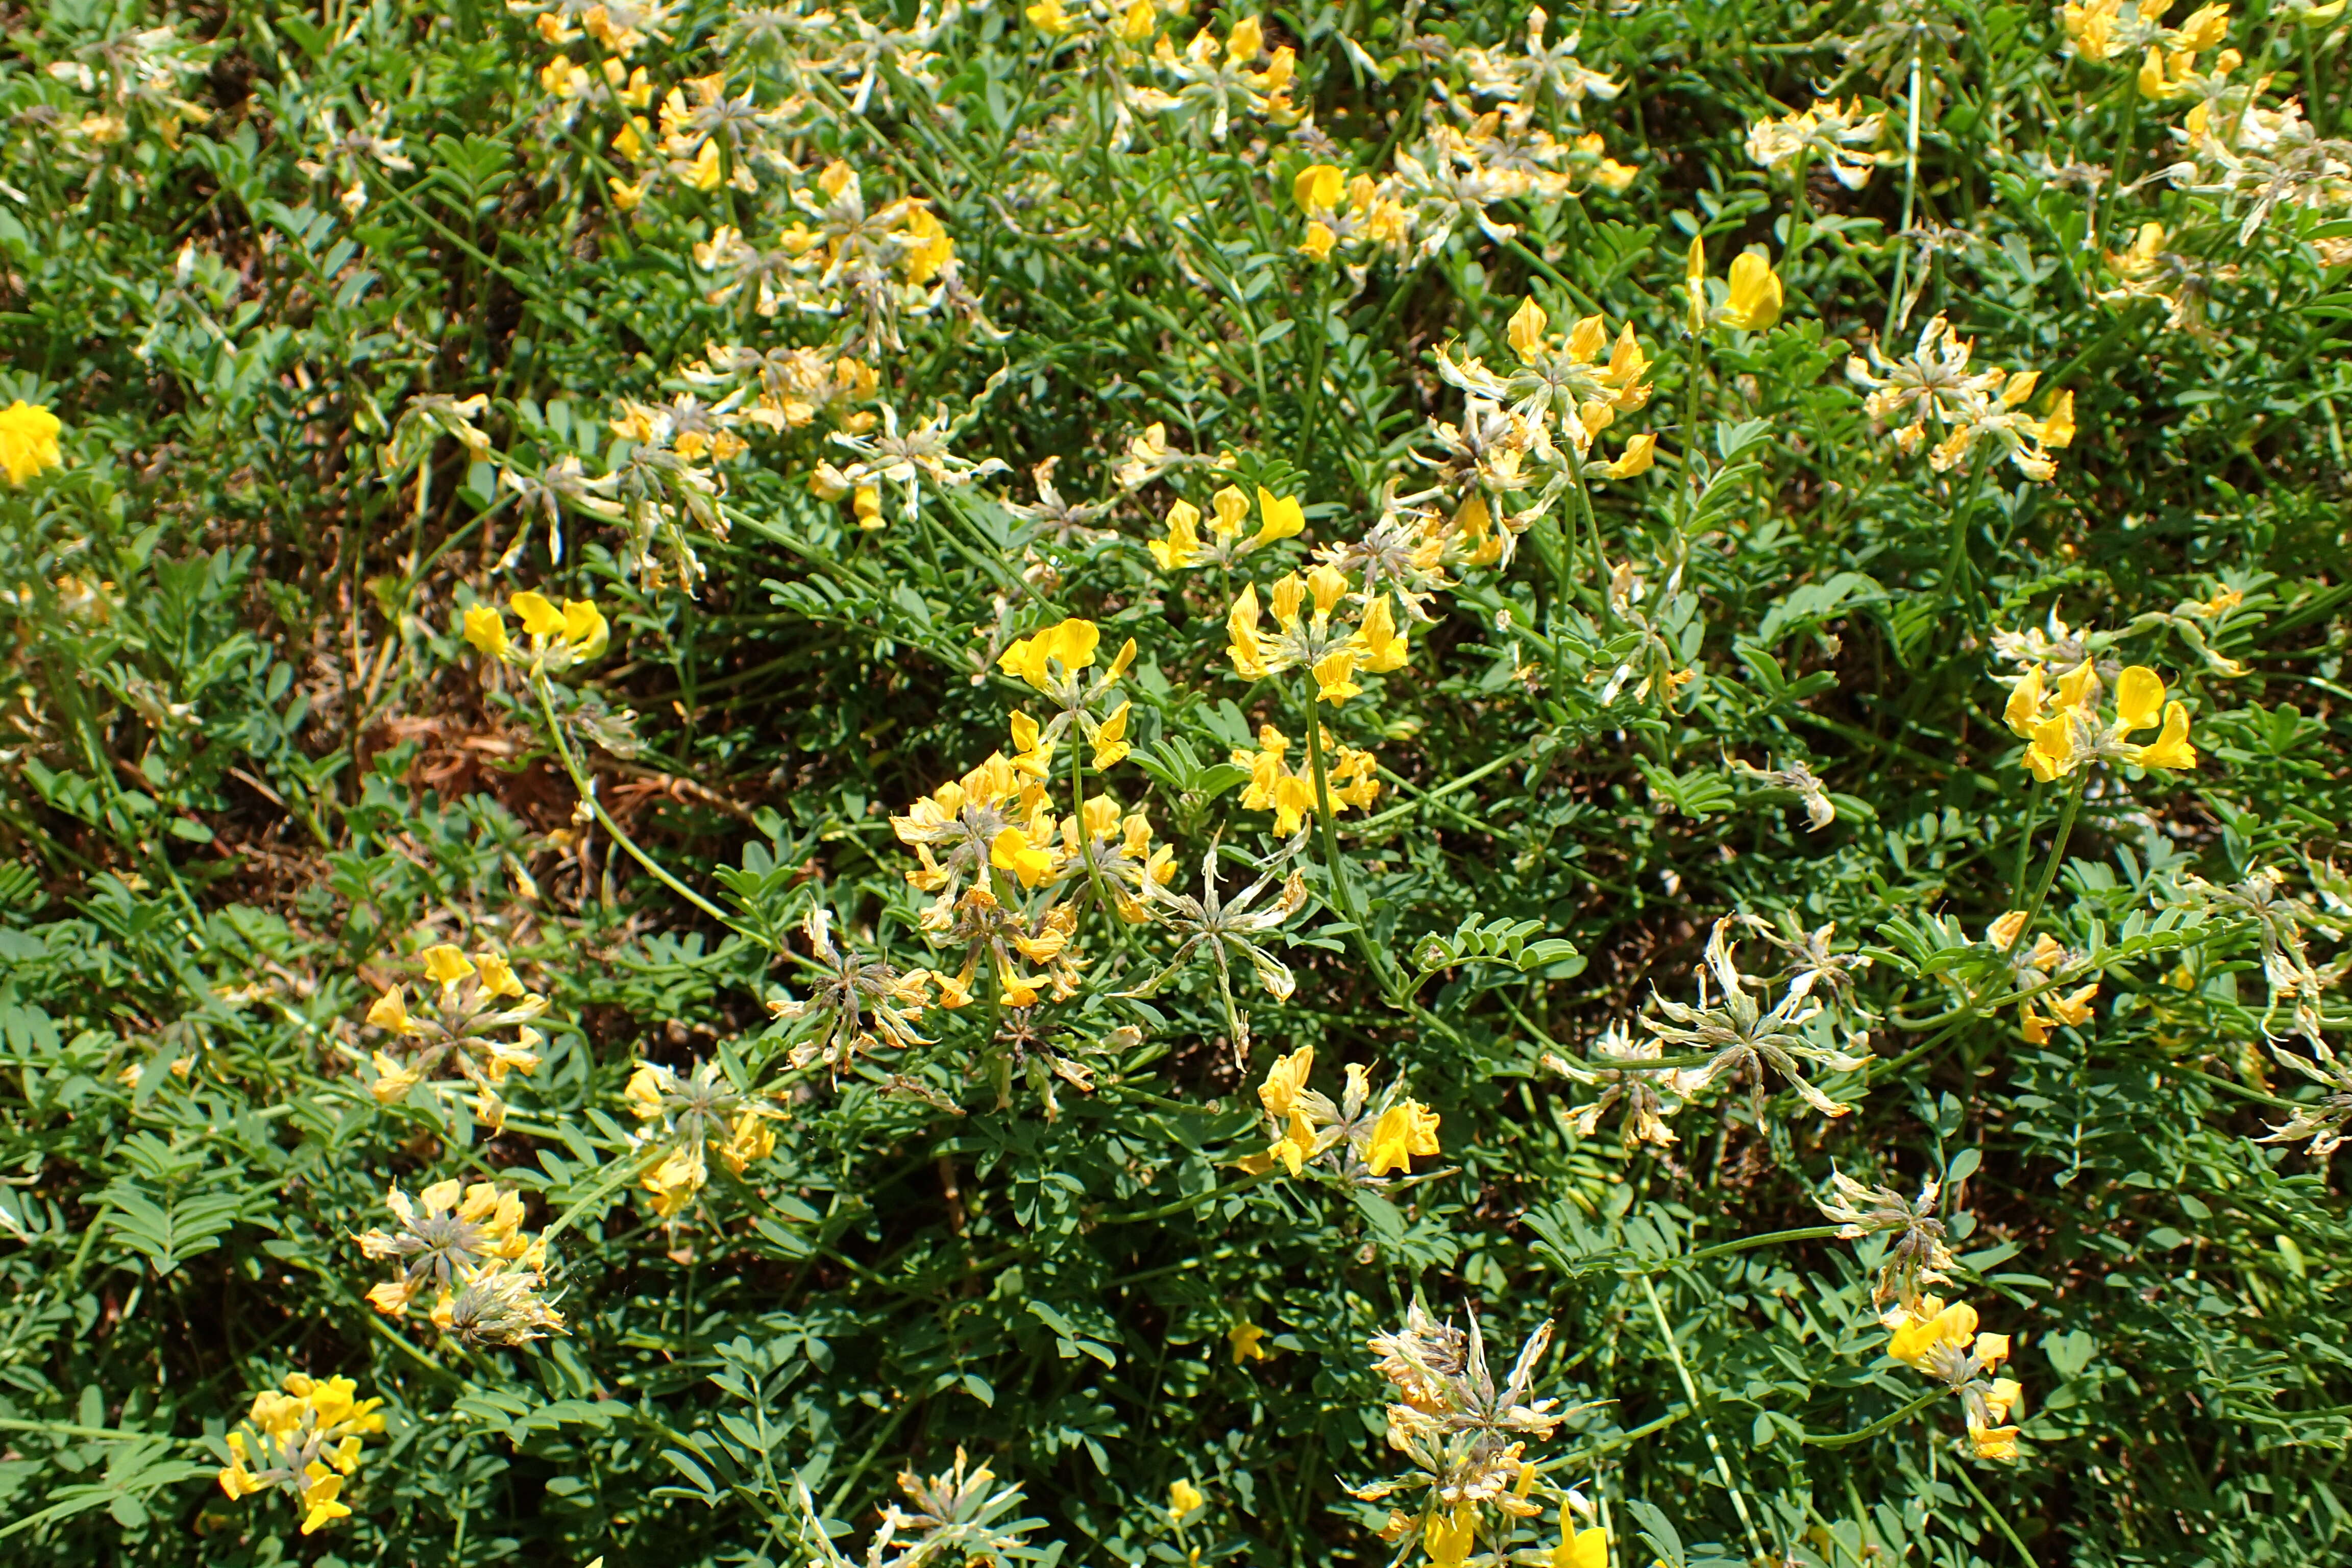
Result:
[1270, 1111, 1320, 1175]
[2177, 2, 2231, 48]
[1299, 220, 1336, 260]
[1229, 1320, 1270, 1362]
[366, 987, 423, 1037]
[1967, 1420, 2022, 1460]
[1000, 617, 1101, 690]
[2022, 981, 2100, 1042]
[422, 944, 476, 988]
[0, 400, 64, 485]
[1256, 487, 1306, 544]
[1986, 909, 2030, 950]
[1424, 1505, 1477, 1568]
[1259, 1045, 1314, 1119]
[1119, 0, 1157, 41]
[1722, 250, 1784, 330]
[476, 951, 527, 999]
[1885, 1295, 1977, 1366]
[1169, 1479, 1206, 1520]
[1595, 432, 1657, 479]
[1294, 163, 1344, 211]
[1148, 499, 1203, 570]
[990, 826, 1059, 888]
[1367, 1100, 1441, 1176]
[299, 1470, 350, 1534]
[1092, 701, 1132, 770]
[1553, 1524, 1610, 1568]
[463, 605, 509, 658]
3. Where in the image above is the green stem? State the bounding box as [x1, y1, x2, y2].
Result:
[2021, 768, 2088, 930]
[541, 1142, 671, 1243]
[1300, 695, 1396, 994]
[1797, 1386, 1946, 1447]
[1676, 1223, 1846, 1268]
[531, 674, 761, 944]
[1099, 1169, 1272, 1227]
[1950, 1454, 2040, 1566]
[1884, 40, 1925, 344]
[1639, 1275, 1770, 1562]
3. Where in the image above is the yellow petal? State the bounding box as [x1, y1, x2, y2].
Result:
[2114, 666, 2165, 732]
[509, 591, 565, 638]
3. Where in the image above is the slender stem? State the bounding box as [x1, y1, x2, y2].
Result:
[2010, 778, 2044, 906]
[2021, 768, 2089, 930]
[1564, 448, 1611, 629]
[542, 1141, 670, 1243]
[531, 674, 758, 942]
[1300, 695, 1396, 992]
[1676, 1223, 1846, 1268]
[1951, 1455, 2040, 1566]
[1639, 1275, 1770, 1562]
[1797, 1387, 1946, 1447]
[1884, 39, 1925, 343]
[1099, 1169, 1272, 1227]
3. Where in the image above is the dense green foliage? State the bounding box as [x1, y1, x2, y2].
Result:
[4, 0, 2351, 1563]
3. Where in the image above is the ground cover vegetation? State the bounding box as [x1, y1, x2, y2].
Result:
[2, 0, 2350, 1562]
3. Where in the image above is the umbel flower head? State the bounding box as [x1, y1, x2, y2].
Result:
[216, 1373, 387, 1535]
[623, 1057, 785, 1218]
[1148, 483, 1306, 571]
[1543, 1022, 1685, 1150]
[769, 908, 937, 1076]
[797, 1446, 1042, 1568]
[0, 400, 64, 485]
[1252, 1046, 1442, 1182]
[463, 589, 610, 674]
[1351, 1305, 1578, 1566]
[1640, 917, 1874, 1119]
[1745, 96, 1893, 187]
[357, 1180, 564, 1344]
[2001, 660, 2197, 780]
[1228, 563, 1411, 704]
[1127, 837, 1310, 1010]
[1883, 1295, 2027, 1462]
[364, 944, 549, 1132]
[1437, 296, 1655, 462]
[1818, 1167, 1957, 1309]
[997, 615, 1139, 772]
[892, 747, 1062, 920]
[1232, 723, 1380, 836]
[1849, 315, 2075, 480]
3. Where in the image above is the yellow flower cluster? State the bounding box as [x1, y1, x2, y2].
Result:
[1231, 723, 1380, 837]
[1884, 1295, 2026, 1460]
[1228, 562, 1411, 703]
[624, 1059, 785, 1217]
[0, 400, 63, 485]
[463, 589, 610, 674]
[217, 1373, 387, 1535]
[2002, 662, 2197, 780]
[1984, 910, 2103, 1042]
[1254, 1045, 1440, 1180]
[358, 1180, 564, 1344]
[365, 945, 548, 1131]
[1148, 483, 1304, 571]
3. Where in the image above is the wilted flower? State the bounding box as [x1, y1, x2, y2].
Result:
[769, 909, 936, 1076]
[1643, 918, 1875, 1118]
[1818, 1168, 1957, 1308]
